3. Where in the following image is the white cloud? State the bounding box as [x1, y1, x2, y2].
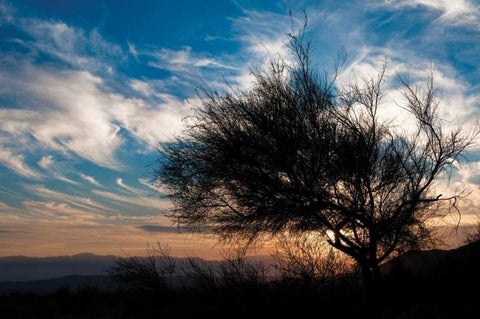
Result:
[0, 1, 14, 24]
[431, 161, 480, 225]
[92, 189, 170, 210]
[0, 146, 41, 179]
[336, 44, 480, 143]
[79, 173, 101, 187]
[25, 184, 112, 214]
[37, 155, 78, 184]
[23, 200, 101, 223]
[38, 155, 54, 169]
[0, 60, 191, 169]
[379, 0, 480, 29]
[0, 8, 207, 175]
[148, 46, 237, 73]
[116, 178, 141, 194]
[128, 42, 138, 58]
[0, 67, 123, 169]
[0, 201, 20, 213]
[232, 10, 292, 59]
[138, 178, 161, 191]
[88, 28, 122, 57]
[107, 92, 190, 148]
[17, 18, 122, 72]
[227, 9, 340, 91]
[129, 79, 154, 97]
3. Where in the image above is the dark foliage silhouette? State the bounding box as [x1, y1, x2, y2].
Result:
[108, 242, 176, 292]
[153, 21, 477, 296]
[109, 243, 269, 292]
[272, 233, 352, 287]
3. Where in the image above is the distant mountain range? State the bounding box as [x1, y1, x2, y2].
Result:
[0, 253, 117, 282]
[1, 241, 479, 295]
[0, 252, 269, 294]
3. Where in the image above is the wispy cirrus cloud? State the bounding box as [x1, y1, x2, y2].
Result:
[138, 224, 203, 234]
[0, 64, 190, 170]
[0, 66, 124, 169]
[0, 145, 41, 179]
[338, 44, 480, 134]
[129, 79, 155, 97]
[116, 178, 140, 194]
[378, 0, 480, 29]
[0, 201, 21, 213]
[23, 200, 102, 223]
[37, 155, 78, 184]
[0, 7, 190, 173]
[138, 178, 161, 192]
[148, 46, 238, 73]
[24, 184, 112, 214]
[17, 17, 123, 73]
[92, 189, 170, 211]
[79, 173, 101, 187]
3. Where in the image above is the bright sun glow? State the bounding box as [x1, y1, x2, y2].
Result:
[326, 230, 336, 241]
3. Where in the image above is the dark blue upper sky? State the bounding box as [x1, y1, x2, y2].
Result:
[0, 0, 479, 257]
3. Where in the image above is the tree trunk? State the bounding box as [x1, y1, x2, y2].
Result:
[360, 263, 375, 300]
[359, 261, 383, 302]
[371, 262, 383, 288]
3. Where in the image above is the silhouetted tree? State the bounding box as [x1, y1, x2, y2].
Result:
[154, 24, 477, 296]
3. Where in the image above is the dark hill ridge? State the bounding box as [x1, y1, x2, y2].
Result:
[0, 253, 117, 281]
[0, 275, 112, 294]
[382, 240, 480, 279]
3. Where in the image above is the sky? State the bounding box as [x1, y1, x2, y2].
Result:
[0, 0, 480, 258]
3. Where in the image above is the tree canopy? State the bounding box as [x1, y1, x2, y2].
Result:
[153, 30, 477, 293]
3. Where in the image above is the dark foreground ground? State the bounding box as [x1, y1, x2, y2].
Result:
[1, 275, 479, 319]
[2, 241, 480, 319]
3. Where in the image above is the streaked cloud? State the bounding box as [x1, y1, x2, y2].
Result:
[148, 46, 238, 73]
[0, 64, 190, 170]
[92, 189, 170, 211]
[138, 224, 188, 234]
[24, 184, 112, 214]
[138, 224, 212, 234]
[0, 67, 123, 169]
[129, 79, 154, 97]
[23, 200, 101, 223]
[116, 178, 140, 194]
[138, 178, 161, 192]
[79, 173, 101, 187]
[0, 146, 41, 179]
[379, 0, 480, 28]
[17, 17, 123, 73]
[37, 155, 78, 184]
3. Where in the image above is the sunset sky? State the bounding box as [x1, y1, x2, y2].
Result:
[1, 0, 480, 258]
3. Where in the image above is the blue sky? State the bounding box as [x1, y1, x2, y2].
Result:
[1, 0, 480, 257]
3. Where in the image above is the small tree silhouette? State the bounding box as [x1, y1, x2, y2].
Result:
[109, 242, 177, 292]
[272, 233, 351, 287]
[154, 22, 477, 297]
